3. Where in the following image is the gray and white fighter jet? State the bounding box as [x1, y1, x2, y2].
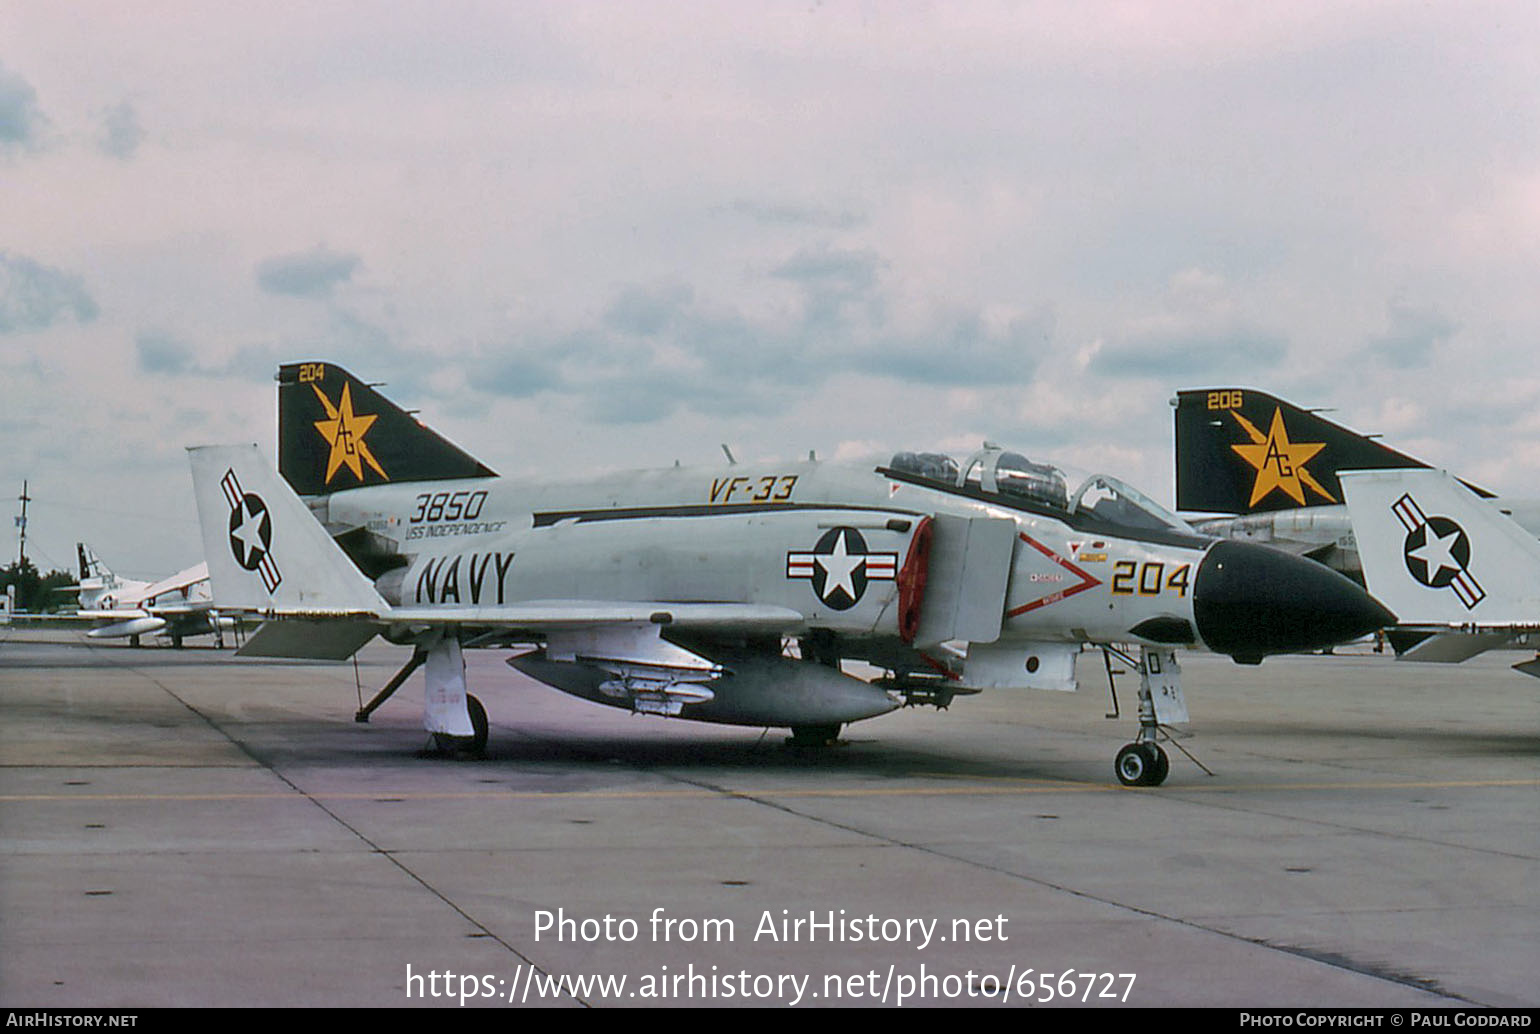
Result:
[73, 543, 233, 647]
[185, 363, 1393, 786]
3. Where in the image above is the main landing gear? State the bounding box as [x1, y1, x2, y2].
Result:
[786, 723, 842, 751]
[354, 637, 489, 758]
[433, 693, 488, 758]
[786, 634, 846, 752]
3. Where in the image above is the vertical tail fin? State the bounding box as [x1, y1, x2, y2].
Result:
[1341, 468, 1540, 627]
[77, 543, 109, 581]
[1174, 388, 1436, 514]
[276, 361, 496, 496]
[188, 443, 387, 614]
[75, 543, 108, 610]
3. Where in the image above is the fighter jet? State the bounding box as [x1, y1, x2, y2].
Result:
[1341, 468, 1540, 678]
[184, 363, 1392, 786]
[73, 543, 234, 647]
[1172, 387, 1540, 580]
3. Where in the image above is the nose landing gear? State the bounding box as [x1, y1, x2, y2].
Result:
[1103, 645, 1210, 787]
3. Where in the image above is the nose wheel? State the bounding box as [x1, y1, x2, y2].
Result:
[1102, 645, 1209, 787]
[1114, 741, 1169, 787]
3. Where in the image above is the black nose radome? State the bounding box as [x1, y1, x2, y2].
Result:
[1193, 540, 1396, 663]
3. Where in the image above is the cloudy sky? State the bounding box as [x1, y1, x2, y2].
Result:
[2, 2, 1537, 578]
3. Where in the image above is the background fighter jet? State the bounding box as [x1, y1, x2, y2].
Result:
[1342, 469, 1540, 678]
[72, 543, 234, 647]
[186, 363, 1391, 786]
[1172, 388, 1540, 581]
[72, 543, 152, 612]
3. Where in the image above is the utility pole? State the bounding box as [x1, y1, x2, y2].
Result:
[15, 480, 29, 567]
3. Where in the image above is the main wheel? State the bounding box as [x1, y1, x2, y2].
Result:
[432, 694, 489, 758]
[1115, 742, 1165, 787]
[465, 694, 488, 755]
[787, 723, 842, 748]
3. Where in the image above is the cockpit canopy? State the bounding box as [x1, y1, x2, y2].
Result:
[888, 444, 1193, 535]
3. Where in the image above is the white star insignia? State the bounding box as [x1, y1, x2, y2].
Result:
[815, 530, 864, 602]
[1410, 525, 1463, 582]
[232, 502, 266, 561]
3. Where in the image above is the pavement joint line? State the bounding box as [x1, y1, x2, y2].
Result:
[4, 775, 1536, 804]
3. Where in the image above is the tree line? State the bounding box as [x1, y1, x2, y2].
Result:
[1, 559, 76, 612]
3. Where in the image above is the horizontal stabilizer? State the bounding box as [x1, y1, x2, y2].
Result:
[237, 619, 379, 660]
[1510, 656, 1540, 680]
[1391, 629, 1516, 664]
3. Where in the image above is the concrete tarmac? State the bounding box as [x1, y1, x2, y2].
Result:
[1, 628, 1536, 1008]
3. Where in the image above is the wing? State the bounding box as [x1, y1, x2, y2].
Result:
[236, 599, 808, 660]
[382, 600, 806, 633]
[136, 563, 211, 606]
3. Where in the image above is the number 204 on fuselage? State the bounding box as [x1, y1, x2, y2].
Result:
[186, 363, 1393, 786]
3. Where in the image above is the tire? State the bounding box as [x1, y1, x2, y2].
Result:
[432, 694, 488, 758]
[465, 694, 488, 755]
[788, 723, 841, 748]
[1115, 742, 1160, 787]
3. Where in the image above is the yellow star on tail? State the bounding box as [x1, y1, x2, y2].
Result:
[1229, 407, 1335, 507]
[312, 382, 389, 484]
